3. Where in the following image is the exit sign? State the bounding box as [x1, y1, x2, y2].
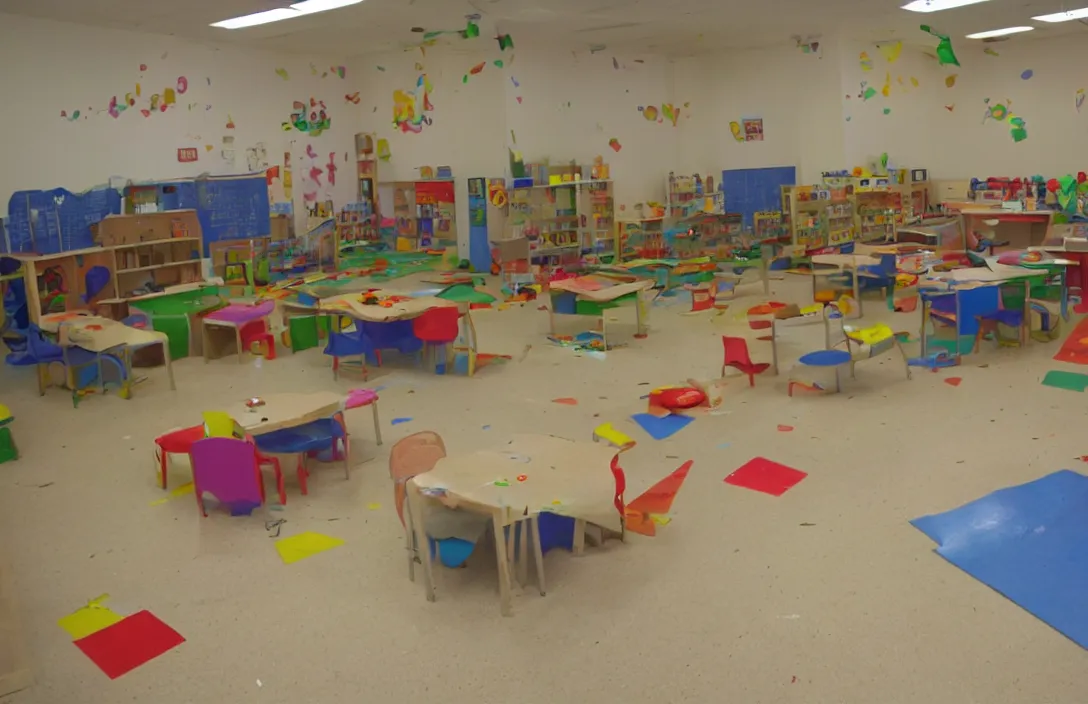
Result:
[177, 148, 198, 163]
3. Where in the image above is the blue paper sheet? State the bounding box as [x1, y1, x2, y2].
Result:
[631, 413, 693, 440]
[911, 470, 1088, 649]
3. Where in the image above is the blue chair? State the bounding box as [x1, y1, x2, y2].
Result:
[856, 253, 898, 298]
[15, 325, 126, 396]
[360, 320, 423, 364]
[323, 317, 378, 380]
[252, 413, 349, 494]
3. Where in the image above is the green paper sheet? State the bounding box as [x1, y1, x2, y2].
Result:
[1042, 370, 1088, 392]
[920, 25, 960, 67]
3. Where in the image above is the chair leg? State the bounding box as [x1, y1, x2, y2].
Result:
[372, 401, 383, 446]
[342, 436, 351, 480]
[297, 455, 308, 495]
[517, 520, 529, 587]
[748, 373, 755, 387]
[332, 357, 339, 380]
[194, 484, 207, 517]
[405, 499, 416, 583]
[160, 448, 169, 490]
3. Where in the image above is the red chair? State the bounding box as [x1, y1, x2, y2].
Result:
[721, 336, 771, 386]
[240, 319, 276, 360]
[154, 424, 285, 504]
[411, 306, 461, 373]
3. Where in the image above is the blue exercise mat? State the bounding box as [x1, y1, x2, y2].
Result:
[911, 470, 1088, 649]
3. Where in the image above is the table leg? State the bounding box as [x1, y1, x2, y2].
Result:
[235, 327, 244, 364]
[635, 294, 645, 336]
[372, 401, 382, 445]
[572, 518, 586, 556]
[853, 267, 862, 318]
[920, 298, 929, 357]
[517, 519, 529, 587]
[491, 509, 513, 616]
[201, 322, 210, 364]
[530, 515, 546, 596]
[771, 320, 779, 375]
[162, 341, 177, 391]
[407, 483, 436, 602]
[1023, 279, 1030, 347]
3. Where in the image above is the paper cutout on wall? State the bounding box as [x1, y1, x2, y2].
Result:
[945, 74, 957, 88]
[497, 33, 514, 50]
[333, 66, 346, 78]
[662, 103, 679, 125]
[139, 63, 147, 72]
[285, 98, 331, 135]
[345, 92, 360, 104]
[877, 41, 902, 63]
[729, 121, 744, 142]
[882, 72, 891, 97]
[177, 76, 188, 94]
[177, 147, 198, 163]
[470, 62, 485, 75]
[393, 74, 434, 133]
[945, 104, 955, 112]
[1021, 69, 1034, 80]
[609, 137, 622, 152]
[920, 25, 960, 67]
[911, 76, 919, 87]
[641, 105, 658, 121]
[275, 68, 289, 80]
[859, 52, 873, 71]
[245, 142, 268, 172]
[305, 144, 317, 159]
[984, 100, 1028, 142]
[984, 47, 999, 57]
[326, 153, 337, 185]
[376, 138, 391, 162]
[863, 87, 877, 101]
[742, 117, 764, 141]
[494, 59, 504, 68]
[1077, 89, 1085, 113]
[309, 166, 323, 187]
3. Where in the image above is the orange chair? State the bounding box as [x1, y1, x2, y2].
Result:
[411, 307, 461, 374]
[240, 319, 276, 360]
[388, 432, 447, 581]
[721, 336, 771, 386]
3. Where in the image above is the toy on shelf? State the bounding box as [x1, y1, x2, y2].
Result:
[781, 185, 856, 251]
[666, 172, 724, 219]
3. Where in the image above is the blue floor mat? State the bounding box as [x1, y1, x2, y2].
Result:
[911, 470, 1088, 649]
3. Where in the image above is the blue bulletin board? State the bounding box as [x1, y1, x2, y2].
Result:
[720, 166, 797, 229]
[3, 187, 121, 254]
[192, 174, 271, 256]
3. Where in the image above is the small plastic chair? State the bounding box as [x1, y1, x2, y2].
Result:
[411, 307, 460, 373]
[721, 336, 771, 386]
[240, 319, 276, 360]
[389, 432, 447, 581]
[156, 423, 284, 501]
[188, 437, 267, 517]
[253, 412, 350, 495]
[345, 388, 383, 446]
[789, 349, 852, 396]
[323, 317, 376, 380]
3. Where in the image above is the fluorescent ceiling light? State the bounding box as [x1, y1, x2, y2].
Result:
[1032, 7, 1088, 21]
[211, 0, 363, 29]
[966, 26, 1034, 38]
[901, 0, 990, 12]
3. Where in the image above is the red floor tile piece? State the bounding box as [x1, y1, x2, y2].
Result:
[74, 610, 185, 679]
[725, 457, 807, 497]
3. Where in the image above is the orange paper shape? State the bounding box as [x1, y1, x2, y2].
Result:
[551, 397, 578, 405]
[625, 460, 693, 536]
[944, 377, 962, 387]
[470, 62, 486, 75]
[777, 424, 794, 432]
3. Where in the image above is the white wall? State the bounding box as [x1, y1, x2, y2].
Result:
[839, 32, 1088, 179]
[0, 13, 360, 232]
[6, 12, 1088, 252]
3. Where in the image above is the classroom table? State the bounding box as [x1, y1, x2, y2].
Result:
[548, 275, 655, 347]
[407, 434, 621, 616]
[810, 252, 884, 318]
[42, 313, 176, 395]
[955, 208, 1054, 251]
[224, 391, 345, 436]
[201, 301, 276, 363]
[769, 309, 831, 375]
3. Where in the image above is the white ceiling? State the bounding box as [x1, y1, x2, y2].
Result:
[1, 0, 1085, 56]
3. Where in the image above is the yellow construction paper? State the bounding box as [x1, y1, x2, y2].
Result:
[149, 482, 194, 506]
[593, 422, 636, 449]
[650, 515, 672, 526]
[366, 503, 382, 510]
[877, 41, 902, 64]
[275, 532, 345, 564]
[57, 594, 123, 640]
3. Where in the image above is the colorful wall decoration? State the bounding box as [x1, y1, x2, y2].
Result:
[393, 74, 435, 134]
[284, 98, 331, 136]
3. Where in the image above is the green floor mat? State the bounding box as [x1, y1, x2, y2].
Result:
[1041, 370, 1088, 392]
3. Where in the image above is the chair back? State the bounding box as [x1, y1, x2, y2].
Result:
[956, 285, 1001, 336]
[877, 253, 897, 276]
[411, 307, 460, 344]
[189, 437, 261, 512]
[388, 431, 447, 526]
[26, 325, 63, 360]
[721, 336, 754, 366]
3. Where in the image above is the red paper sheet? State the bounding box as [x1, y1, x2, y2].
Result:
[74, 610, 185, 679]
[725, 457, 807, 497]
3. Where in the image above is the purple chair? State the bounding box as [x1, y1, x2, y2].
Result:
[189, 437, 266, 517]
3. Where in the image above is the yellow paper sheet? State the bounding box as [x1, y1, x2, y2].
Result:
[149, 482, 195, 506]
[275, 532, 345, 564]
[593, 422, 635, 449]
[57, 594, 123, 640]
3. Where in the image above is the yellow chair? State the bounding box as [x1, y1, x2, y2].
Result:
[831, 321, 912, 380]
